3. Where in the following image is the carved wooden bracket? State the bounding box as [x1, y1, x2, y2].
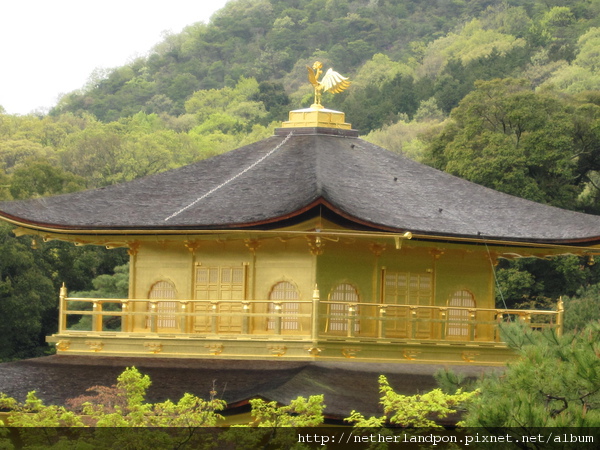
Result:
[144, 342, 163, 354]
[85, 341, 104, 352]
[205, 344, 224, 355]
[267, 345, 287, 357]
[341, 347, 361, 358]
[244, 238, 262, 254]
[403, 349, 420, 360]
[461, 351, 479, 363]
[56, 340, 71, 351]
[306, 236, 325, 256]
[306, 346, 322, 356]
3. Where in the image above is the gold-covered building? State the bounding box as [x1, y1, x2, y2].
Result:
[1, 107, 599, 366]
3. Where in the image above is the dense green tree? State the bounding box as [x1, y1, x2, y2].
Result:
[460, 323, 600, 428]
[9, 160, 85, 199]
[426, 78, 583, 208]
[562, 283, 600, 332]
[494, 255, 599, 310]
[542, 27, 600, 93]
[0, 223, 55, 361]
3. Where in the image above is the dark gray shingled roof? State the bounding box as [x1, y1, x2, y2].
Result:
[0, 355, 497, 419]
[1, 129, 599, 244]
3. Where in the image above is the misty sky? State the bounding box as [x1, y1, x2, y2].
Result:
[0, 0, 230, 115]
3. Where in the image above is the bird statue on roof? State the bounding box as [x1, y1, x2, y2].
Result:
[307, 61, 351, 109]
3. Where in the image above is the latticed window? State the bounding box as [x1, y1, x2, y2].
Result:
[267, 281, 300, 331]
[148, 280, 177, 328]
[382, 271, 433, 338]
[447, 290, 475, 338]
[327, 283, 359, 333]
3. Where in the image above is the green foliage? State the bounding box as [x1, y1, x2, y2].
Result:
[67, 264, 129, 331]
[562, 283, 600, 332]
[50, 0, 600, 126]
[71, 263, 129, 299]
[9, 159, 85, 200]
[0, 367, 226, 449]
[1, 367, 226, 428]
[426, 78, 596, 209]
[494, 256, 598, 310]
[224, 395, 325, 449]
[0, 391, 85, 427]
[0, 223, 56, 361]
[245, 395, 325, 427]
[0, 219, 128, 359]
[81, 367, 225, 427]
[346, 375, 477, 427]
[462, 322, 600, 427]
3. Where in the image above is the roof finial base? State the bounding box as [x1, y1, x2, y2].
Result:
[281, 107, 352, 130]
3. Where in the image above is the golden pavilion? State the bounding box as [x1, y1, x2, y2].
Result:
[1, 69, 599, 366]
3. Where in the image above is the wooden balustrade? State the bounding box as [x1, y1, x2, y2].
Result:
[58, 291, 564, 342]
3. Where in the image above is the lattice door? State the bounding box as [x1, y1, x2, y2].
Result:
[383, 271, 433, 339]
[194, 265, 245, 333]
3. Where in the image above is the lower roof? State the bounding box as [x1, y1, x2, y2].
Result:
[0, 355, 496, 418]
[1, 129, 600, 245]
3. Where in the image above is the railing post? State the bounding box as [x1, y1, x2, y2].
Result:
[58, 283, 67, 332]
[121, 301, 128, 332]
[468, 309, 476, 341]
[347, 304, 356, 338]
[311, 285, 320, 340]
[210, 302, 218, 334]
[557, 297, 564, 337]
[149, 301, 157, 333]
[180, 302, 188, 333]
[495, 311, 503, 342]
[92, 301, 102, 332]
[378, 306, 386, 339]
[242, 301, 250, 334]
[274, 302, 282, 335]
[439, 307, 447, 339]
[410, 306, 417, 339]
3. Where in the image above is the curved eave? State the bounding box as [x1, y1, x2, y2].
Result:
[4, 201, 600, 254]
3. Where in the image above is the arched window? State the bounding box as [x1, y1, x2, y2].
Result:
[327, 283, 360, 334]
[149, 280, 177, 329]
[267, 281, 299, 331]
[447, 290, 475, 338]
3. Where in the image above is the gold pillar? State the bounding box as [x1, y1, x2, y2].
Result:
[58, 283, 67, 333]
[311, 285, 320, 340]
[557, 297, 564, 337]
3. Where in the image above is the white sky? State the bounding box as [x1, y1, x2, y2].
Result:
[0, 0, 231, 115]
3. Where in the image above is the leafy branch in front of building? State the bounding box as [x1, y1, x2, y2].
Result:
[447, 322, 600, 429]
[346, 375, 477, 427]
[0, 366, 479, 448]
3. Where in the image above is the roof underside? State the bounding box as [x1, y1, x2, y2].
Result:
[1, 131, 599, 244]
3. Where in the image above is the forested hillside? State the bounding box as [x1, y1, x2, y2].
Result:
[2, 0, 600, 360]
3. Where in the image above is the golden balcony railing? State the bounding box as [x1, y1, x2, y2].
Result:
[57, 286, 564, 343]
